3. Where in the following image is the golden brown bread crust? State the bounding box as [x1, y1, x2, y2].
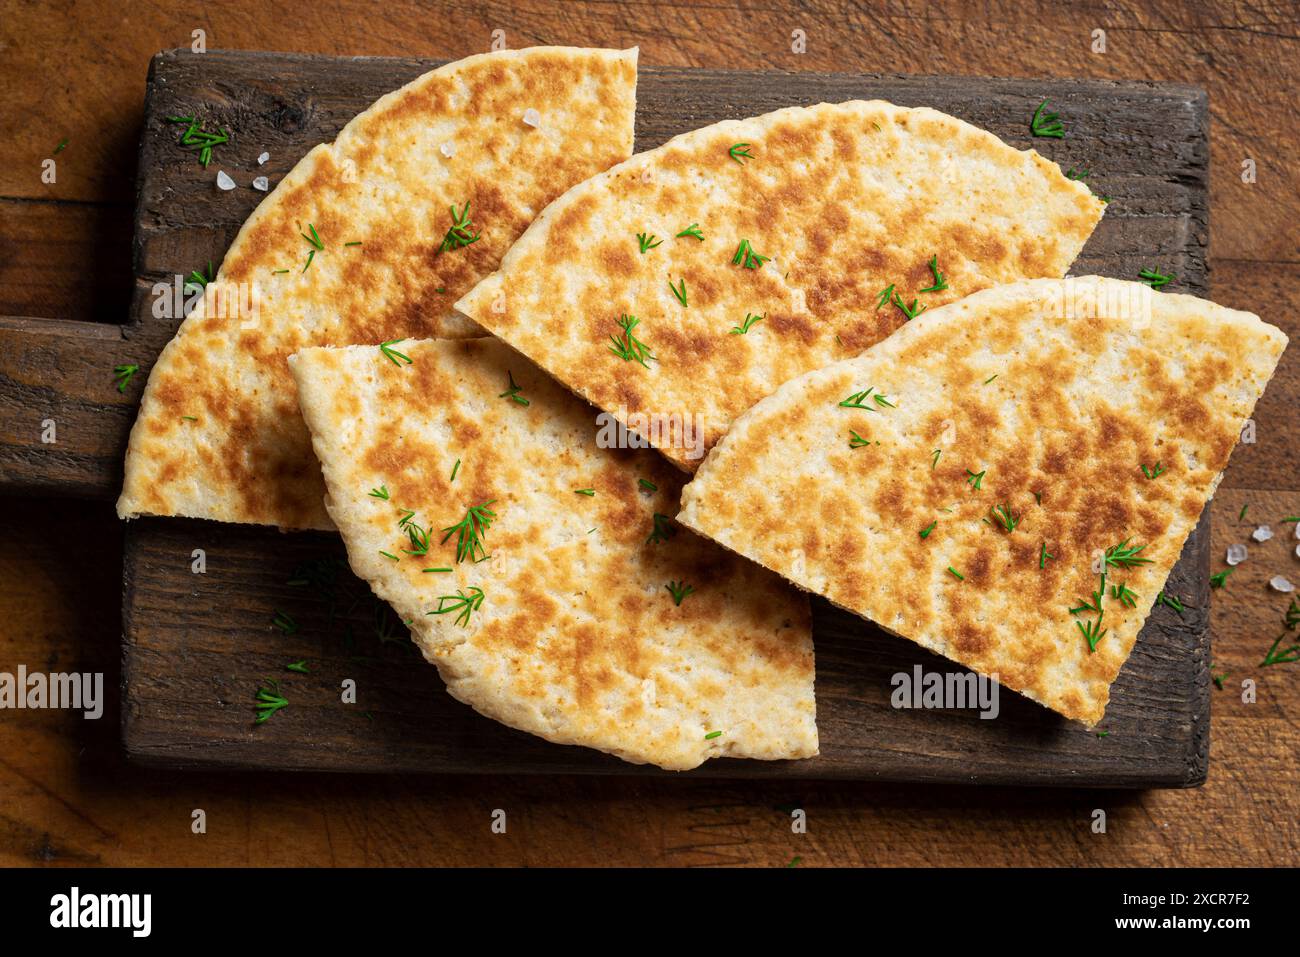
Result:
[118, 46, 638, 530]
[457, 100, 1105, 472]
[678, 277, 1288, 725]
[289, 338, 818, 770]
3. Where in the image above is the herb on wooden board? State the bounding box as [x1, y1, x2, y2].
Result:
[253, 679, 289, 724]
[113, 364, 140, 393]
[1138, 268, 1175, 290]
[1030, 99, 1064, 138]
[1156, 591, 1186, 614]
[168, 114, 229, 167]
[185, 261, 214, 293]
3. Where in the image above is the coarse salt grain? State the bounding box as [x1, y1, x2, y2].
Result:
[216, 170, 236, 190]
[1226, 543, 1248, 566]
[522, 108, 541, 127]
[257, 151, 270, 165]
[1269, 576, 1294, 593]
[252, 176, 269, 192]
[1253, 525, 1274, 542]
[440, 141, 456, 158]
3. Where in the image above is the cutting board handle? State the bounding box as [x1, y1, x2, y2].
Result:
[0, 314, 150, 498]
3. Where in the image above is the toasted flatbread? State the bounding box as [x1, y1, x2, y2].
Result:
[118, 46, 638, 530]
[457, 100, 1105, 472]
[678, 277, 1287, 725]
[287, 338, 817, 770]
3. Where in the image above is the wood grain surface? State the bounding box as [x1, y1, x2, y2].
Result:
[112, 51, 1211, 784]
[122, 513, 1211, 783]
[0, 0, 1296, 866]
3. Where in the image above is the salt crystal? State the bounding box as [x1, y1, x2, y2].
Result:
[1295, 522, 1300, 540]
[1226, 543, 1248, 566]
[216, 170, 236, 191]
[1253, 525, 1274, 542]
[1269, 576, 1295, 593]
[440, 141, 456, 158]
[252, 176, 269, 192]
[257, 151, 270, 166]
[522, 108, 541, 128]
[1295, 542, 1300, 559]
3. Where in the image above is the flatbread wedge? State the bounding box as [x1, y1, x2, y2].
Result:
[119, 46, 638, 530]
[457, 100, 1105, 472]
[678, 277, 1288, 726]
[288, 339, 817, 770]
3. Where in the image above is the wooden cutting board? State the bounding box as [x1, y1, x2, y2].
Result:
[2, 50, 1213, 785]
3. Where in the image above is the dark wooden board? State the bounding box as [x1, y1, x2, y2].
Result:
[123, 510, 1210, 784]
[6, 50, 1213, 784]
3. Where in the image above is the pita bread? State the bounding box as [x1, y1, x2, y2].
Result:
[118, 46, 638, 530]
[678, 277, 1287, 725]
[457, 100, 1105, 472]
[287, 338, 817, 770]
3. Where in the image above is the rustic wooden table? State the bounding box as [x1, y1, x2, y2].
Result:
[0, 0, 1296, 867]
